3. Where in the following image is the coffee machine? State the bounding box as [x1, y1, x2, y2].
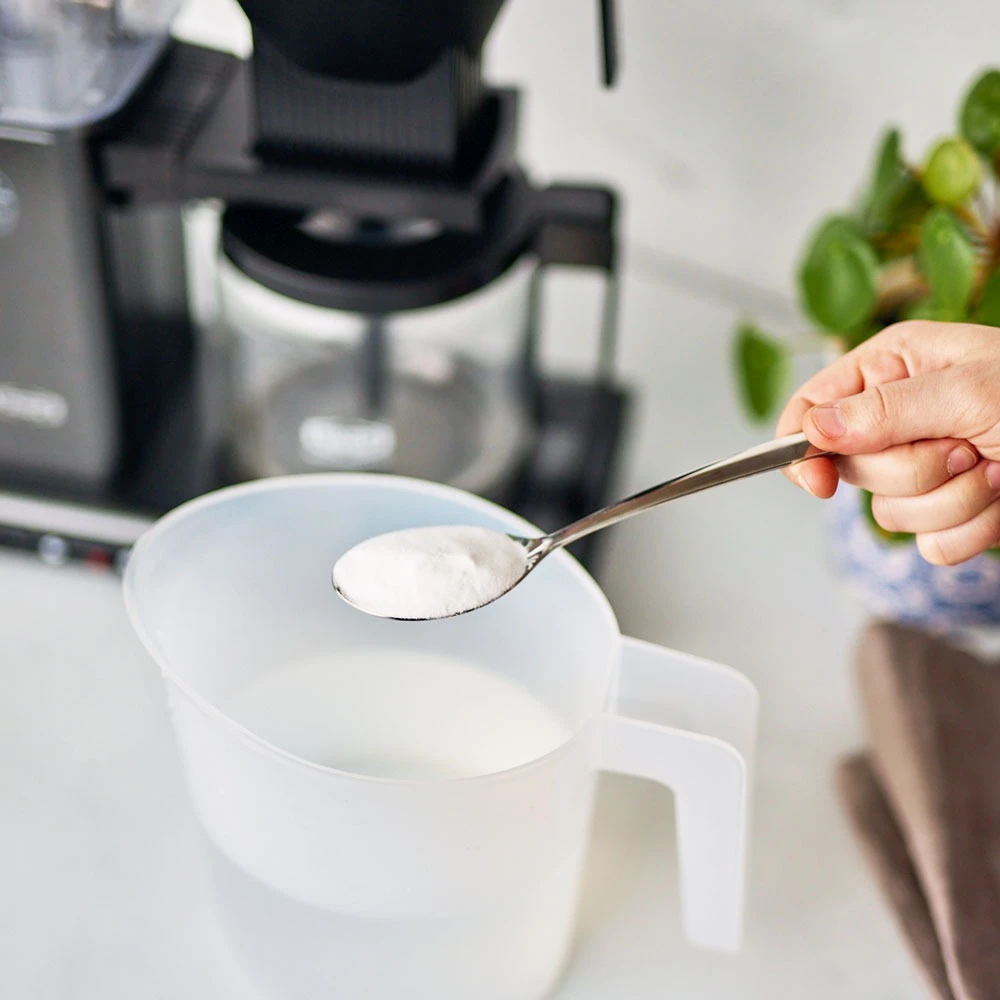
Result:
[0, 0, 628, 571]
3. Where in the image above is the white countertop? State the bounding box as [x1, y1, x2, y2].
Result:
[0, 267, 928, 996]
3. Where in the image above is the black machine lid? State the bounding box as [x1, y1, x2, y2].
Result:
[221, 170, 538, 313]
[235, 0, 506, 82]
[234, 0, 616, 85]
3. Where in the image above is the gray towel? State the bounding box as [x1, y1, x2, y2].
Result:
[837, 622, 1000, 1000]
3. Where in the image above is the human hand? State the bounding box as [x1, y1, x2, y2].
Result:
[776, 320, 1000, 565]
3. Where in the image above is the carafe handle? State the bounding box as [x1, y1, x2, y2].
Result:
[600, 637, 757, 951]
[531, 184, 620, 382]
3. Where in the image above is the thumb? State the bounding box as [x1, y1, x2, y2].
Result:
[802, 367, 972, 454]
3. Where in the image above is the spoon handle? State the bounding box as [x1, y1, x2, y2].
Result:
[543, 432, 828, 553]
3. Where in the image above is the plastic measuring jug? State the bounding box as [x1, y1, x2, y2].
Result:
[123, 475, 757, 1000]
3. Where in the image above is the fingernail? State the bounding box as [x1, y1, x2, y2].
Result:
[791, 469, 816, 497]
[987, 462, 1000, 491]
[948, 445, 978, 477]
[810, 404, 846, 439]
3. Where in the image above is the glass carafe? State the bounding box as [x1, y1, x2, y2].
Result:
[219, 248, 536, 497]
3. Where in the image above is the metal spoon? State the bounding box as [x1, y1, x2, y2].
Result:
[333, 432, 828, 621]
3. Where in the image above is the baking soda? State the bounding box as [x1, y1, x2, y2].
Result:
[332, 525, 529, 619]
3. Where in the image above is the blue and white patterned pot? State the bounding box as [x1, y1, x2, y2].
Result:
[828, 485, 1000, 631]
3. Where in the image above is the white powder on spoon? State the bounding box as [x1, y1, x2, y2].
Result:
[332, 525, 530, 620]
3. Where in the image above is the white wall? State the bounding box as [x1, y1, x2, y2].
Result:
[490, 0, 1000, 300]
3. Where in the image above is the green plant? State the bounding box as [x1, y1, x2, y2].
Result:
[734, 68, 1000, 426]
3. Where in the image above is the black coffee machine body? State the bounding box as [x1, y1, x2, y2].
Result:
[0, 0, 191, 493]
[0, 0, 628, 570]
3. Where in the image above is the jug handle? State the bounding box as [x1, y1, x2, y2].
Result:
[600, 637, 758, 952]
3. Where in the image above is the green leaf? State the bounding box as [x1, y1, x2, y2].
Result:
[903, 298, 937, 321]
[960, 69, 1000, 158]
[903, 297, 964, 323]
[861, 490, 913, 545]
[860, 128, 933, 255]
[733, 323, 789, 422]
[974, 269, 1000, 326]
[864, 129, 910, 230]
[864, 129, 905, 222]
[918, 207, 976, 314]
[798, 216, 879, 334]
[842, 325, 880, 350]
[922, 137, 982, 206]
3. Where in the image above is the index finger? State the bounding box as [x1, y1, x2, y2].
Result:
[774, 319, 970, 440]
[775, 340, 910, 439]
[774, 326, 917, 498]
